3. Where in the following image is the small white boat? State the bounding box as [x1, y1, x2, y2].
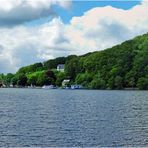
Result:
[42, 85, 56, 89]
[71, 85, 83, 89]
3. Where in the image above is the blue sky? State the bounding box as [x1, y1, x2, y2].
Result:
[25, 0, 142, 26]
[54, 0, 142, 23]
[0, 0, 147, 73]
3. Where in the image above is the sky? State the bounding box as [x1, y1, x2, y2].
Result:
[0, 0, 148, 73]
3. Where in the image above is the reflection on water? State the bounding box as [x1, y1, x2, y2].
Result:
[0, 88, 148, 147]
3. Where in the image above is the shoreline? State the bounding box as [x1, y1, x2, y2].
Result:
[0, 87, 146, 91]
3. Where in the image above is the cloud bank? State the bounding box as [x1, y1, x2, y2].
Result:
[0, 1, 148, 73]
[0, 0, 71, 26]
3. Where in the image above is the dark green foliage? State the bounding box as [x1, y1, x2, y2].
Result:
[27, 75, 37, 86]
[0, 74, 5, 86]
[27, 70, 56, 86]
[65, 57, 81, 80]
[90, 73, 106, 89]
[17, 63, 43, 74]
[114, 76, 123, 89]
[43, 57, 66, 69]
[137, 76, 148, 90]
[125, 71, 136, 88]
[45, 70, 56, 81]
[17, 73, 27, 86]
[11, 76, 18, 86]
[75, 73, 93, 87]
[37, 74, 52, 86]
[55, 72, 66, 86]
[0, 33, 148, 89]
[4, 73, 14, 85]
[64, 33, 148, 89]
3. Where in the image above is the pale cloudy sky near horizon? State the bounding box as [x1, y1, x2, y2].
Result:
[0, 0, 148, 73]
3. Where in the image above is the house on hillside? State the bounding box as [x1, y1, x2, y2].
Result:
[57, 64, 65, 72]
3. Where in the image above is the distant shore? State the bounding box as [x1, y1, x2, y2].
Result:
[0, 86, 144, 91]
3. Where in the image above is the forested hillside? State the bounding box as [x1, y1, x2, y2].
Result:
[0, 33, 148, 89]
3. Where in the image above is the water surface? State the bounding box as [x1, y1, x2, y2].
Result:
[0, 88, 148, 147]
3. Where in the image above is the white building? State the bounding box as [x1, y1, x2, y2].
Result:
[57, 64, 65, 72]
[62, 79, 70, 87]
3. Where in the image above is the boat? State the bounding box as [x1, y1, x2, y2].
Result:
[71, 85, 83, 89]
[42, 85, 57, 89]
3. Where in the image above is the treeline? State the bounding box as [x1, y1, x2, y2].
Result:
[0, 55, 77, 87]
[0, 33, 148, 89]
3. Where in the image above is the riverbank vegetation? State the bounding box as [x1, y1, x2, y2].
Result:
[0, 33, 148, 90]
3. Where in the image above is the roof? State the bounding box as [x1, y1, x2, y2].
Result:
[63, 79, 70, 82]
[57, 64, 65, 69]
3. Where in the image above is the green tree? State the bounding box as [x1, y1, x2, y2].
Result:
[43, 57, 66, 69]
[36, 73, 53, 86]
[137, 76, 148, 90]
[114, 76, 123, 89]
[125, 71, 136, 88]
[17, 73, 27, 86]
[90, 75, 106, 89]
[65, 57, 80, 80]
[107, 77, 115, 89]
[55, 72, 65, 86]
[4, 73, 14, 85]
[45, 70, 56, 82]
[75, 73, 93, 87]
[3, 33, 148, 90]
[27, 75, 37, 86]
[11, 76, 18, 86]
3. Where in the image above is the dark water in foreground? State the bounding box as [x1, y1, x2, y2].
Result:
[0, 88, 148, 147]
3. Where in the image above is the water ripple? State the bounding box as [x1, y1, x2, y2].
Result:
[0, 88, 147, 147]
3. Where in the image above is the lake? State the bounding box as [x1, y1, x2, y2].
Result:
[0, 88, 148, 147]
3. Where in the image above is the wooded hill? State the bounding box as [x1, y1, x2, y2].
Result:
[0, 33, 148, 89]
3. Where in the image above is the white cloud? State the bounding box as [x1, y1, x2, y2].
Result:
[66, 1, 148, 54]
[0, 0, 71, 26]
[0, 1, 148, 73]
[0, 18, 70, 73]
